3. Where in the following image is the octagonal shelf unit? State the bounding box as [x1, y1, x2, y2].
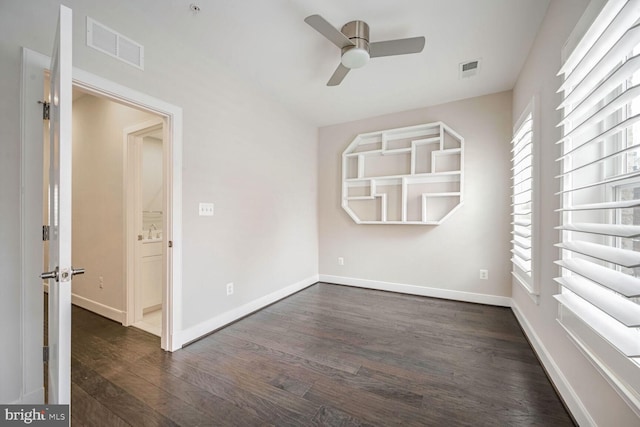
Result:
[342, 121, 464, 225]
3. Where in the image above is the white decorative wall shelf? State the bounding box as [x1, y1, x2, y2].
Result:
[342, 122, 464, 225]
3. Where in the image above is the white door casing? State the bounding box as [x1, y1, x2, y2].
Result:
[45, 4, 73, 404]
[71, 73, 183, 353]
[123, 120, 163, 328]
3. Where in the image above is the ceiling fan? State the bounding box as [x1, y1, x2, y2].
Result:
[304, 15, 426, 86]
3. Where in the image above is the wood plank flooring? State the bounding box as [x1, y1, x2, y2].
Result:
[68, 283, 575, 426]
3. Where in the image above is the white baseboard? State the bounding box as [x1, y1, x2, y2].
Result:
[319, 274, 511, 307]
[43, 283, 125, 324]
[511, 301, 595, 427]
[72, 294, 125, 324]
[174, 274, 319, 348]
[12, 387, 44, 404]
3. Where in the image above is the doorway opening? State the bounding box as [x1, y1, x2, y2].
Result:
[124, 119, 166, 336]
[43, 86, 168, 341]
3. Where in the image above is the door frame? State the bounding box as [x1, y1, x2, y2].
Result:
[69, 80, 182, 352]
[123, 119, 164, 328]
[20, 47, 183, 400]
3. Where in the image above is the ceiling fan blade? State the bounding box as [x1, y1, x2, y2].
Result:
[327, 63, 350, 86]
[369, 36, 426, 58]
[305, 14, 355, 49]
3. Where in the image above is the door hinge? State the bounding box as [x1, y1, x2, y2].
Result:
[168, 240, 173, 248]
[43, 346, 49, 362]
[42, 225, 50, 241]
[38, 101, 50, 120]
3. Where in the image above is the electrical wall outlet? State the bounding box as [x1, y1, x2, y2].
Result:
[226, 282, 234, 296]
[199, 202, 214, 216]
[479, 269, 489, 280]
[98, 276, 104, 288]
[338, 257, 344, 266]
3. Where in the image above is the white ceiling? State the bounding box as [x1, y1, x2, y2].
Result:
[156, 0, 550, 127]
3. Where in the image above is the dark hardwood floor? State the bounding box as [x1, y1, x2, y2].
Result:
[68, 283, 575, 426]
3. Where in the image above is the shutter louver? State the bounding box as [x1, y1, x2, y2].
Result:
[556, 0, 640, 376]
[511, 111, 536, 293]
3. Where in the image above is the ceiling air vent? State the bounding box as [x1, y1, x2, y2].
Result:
[86, 17, 144, 70]
[459, 59, 480, 79]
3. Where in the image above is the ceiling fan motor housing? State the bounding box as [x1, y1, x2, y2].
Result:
[340, 20, 370, 68]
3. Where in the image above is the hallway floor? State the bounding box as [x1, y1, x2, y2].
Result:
[132, 308, 162, 337]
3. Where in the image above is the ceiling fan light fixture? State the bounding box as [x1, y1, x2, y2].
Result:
[341, 47, 370, 69]
[304, 15, 425, 86]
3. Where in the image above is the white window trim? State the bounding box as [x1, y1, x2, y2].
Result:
[556, 0, 640, 418]
[512, 96, 540, 303]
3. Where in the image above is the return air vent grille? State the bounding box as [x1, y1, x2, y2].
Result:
[459, 59, 480, 79]
[86, 17, 144, 70]
[462, 61, 477, 72]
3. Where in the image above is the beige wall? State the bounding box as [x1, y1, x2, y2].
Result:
[511, 0, 639, 425]
[318, 91, 513, 300]
[142, 136, 163, 213]
[71, 94, 156, 313]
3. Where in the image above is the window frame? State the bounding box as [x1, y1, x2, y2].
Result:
[556, 0, 640, 417]
[511, 97, 540, 301]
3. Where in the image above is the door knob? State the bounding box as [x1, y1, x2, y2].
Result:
[41, 267, 59, 281]
[60, 267, 85, 281]
[71, 267, 85, 276]
[40, 266, 84, 282]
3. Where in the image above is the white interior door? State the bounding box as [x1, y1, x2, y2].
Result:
[44, 4, 74, 404]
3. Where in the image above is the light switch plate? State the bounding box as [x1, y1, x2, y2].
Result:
[199, 202, 214, 216]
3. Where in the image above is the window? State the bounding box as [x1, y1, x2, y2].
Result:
[556, 0, 640, 414]
[511, 102, 538, 296]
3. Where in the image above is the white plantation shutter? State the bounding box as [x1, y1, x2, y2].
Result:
[556, 0, 640, 411]
[511, 110, 536, 293]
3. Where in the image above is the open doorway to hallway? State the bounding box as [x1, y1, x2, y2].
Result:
[43, 86, 167, 343]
